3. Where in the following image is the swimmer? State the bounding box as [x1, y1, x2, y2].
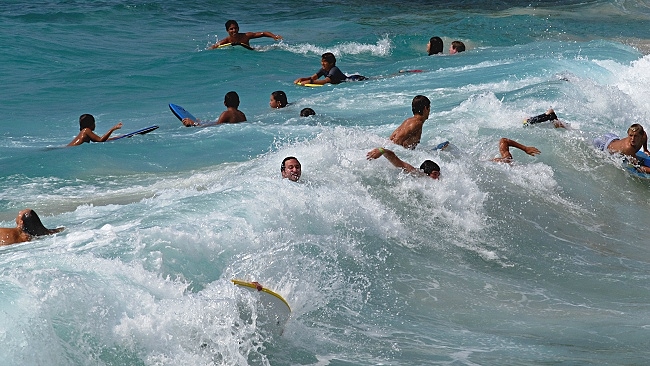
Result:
[182, 91, 246, 126]
[449, 40, 465, 54]
[593, 124, 650, 173]
[67, 114, 123, 146]
[294, 52, 348, 85]
[300, 108, 316, 117]
[389, 95, 431, 149]
[270, 91, 288, 109]
[523, 108, 567, 128]
[492, 138, 540, 163]
[0, 209, 64, 246]
[366, 147, 440, 179]
[427, 36, 443, 55]
[210, 20, 282, 50]
[281, 156, 301, 182]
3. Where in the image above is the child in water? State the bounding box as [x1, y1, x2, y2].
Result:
[67, 114, 122, 146]
[210, 20, 282, 50]
[0, 209, 64, 246]
[182, 91, 246, 126]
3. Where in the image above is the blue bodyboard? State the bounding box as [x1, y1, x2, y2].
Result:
[111, 125, 158, 140]
[169, 104, 197, 123]
[626, 151, 650, 178]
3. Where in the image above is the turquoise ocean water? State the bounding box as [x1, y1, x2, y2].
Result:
[2, 1, 650, 364]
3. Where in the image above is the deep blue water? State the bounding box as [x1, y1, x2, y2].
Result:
[2, 1, 650, 365]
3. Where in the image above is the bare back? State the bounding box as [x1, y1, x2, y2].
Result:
[217, 108, 247, 124]
[389, 116, 425, 149]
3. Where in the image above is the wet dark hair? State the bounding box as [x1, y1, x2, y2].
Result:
[412, 95, 431, 115]
[224, 91, 240, 108]
[20, 209, 63, 237]
[281, 156, 299, 172]
[79, 114, 95, 131]
[300, 108, 316, 117]
[428, 36, 443, 55]
[321, 52, 336, 65]
[420, 160, 440, 175]
[271, 91, 288, 108]
[225, 20, 238, 30]
[451, 40, 465, 53]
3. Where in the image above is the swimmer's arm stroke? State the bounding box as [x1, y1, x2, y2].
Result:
[366, 147, 417, 174]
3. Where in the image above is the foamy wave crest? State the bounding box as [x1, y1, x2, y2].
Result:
[276, 37, 393, 57]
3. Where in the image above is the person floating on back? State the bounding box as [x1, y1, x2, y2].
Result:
[593, 124, 650, 173]
[0, 209, 64, 246]
[210, 20, 282, 50]
[366, 147, 440, 179]
[270, 91, 288, 108]
[67, 114, 123, 146]
[389, 95, 431, 149]
[427, 36, 443, 55]
[294, 52, 349, 86]
[449, 40, 466, 54]
[182, 91, 246, 126]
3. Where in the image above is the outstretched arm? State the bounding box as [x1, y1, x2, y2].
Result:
[96, 122, 123, 142]
[493, 138, 540, 163]
[366, 147, 417, 173]
[295, 73, 320, 85]
[247, 31, 282, 41]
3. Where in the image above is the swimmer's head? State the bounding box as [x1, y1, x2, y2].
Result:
[628, 124, 644, 135]
[450, 40, 465, 54]
[300, 108, 316, 117]
[420, 160, 440, 179]
[19, 209, 62, 237]
[225, 20, 238, 30]
[281, 156, 301, 182]
[224, 91, 240, 108]
[321, 52, 336, 66]
[427, 36, 443, 55]
[79, 114, 95, 131]
[412, 95, 431, 116]
[270, 90, 288, 108]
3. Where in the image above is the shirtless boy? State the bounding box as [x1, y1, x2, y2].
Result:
[389, 95, 431, 149]
[210, 20, 282, 50]
[182, 91, 246, 127]
[67, 114, 122, 146]
[593, 124, 650, 172]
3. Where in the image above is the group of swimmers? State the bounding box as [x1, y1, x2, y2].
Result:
[5, 20, 649, 245]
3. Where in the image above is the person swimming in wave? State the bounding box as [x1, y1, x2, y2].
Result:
[281, 156, 301, 182]
[270, 91, 288, 109]
[491, 138, 541, 163]
[210, 20, 282, 50]
[67, 114, 123, 147]
[523, 108, 567, 128]
[449, 40, 465, 54]
[593, 124, 650, 173]
[389, 95, 431, 149]
[300, 108, 316, 117]
[294, 52, 350, 86]
[427, 36, 443, 55]
[0, 209, 64, 246]
[366, 147, 440, 179]
[182, 91, 246, 126]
